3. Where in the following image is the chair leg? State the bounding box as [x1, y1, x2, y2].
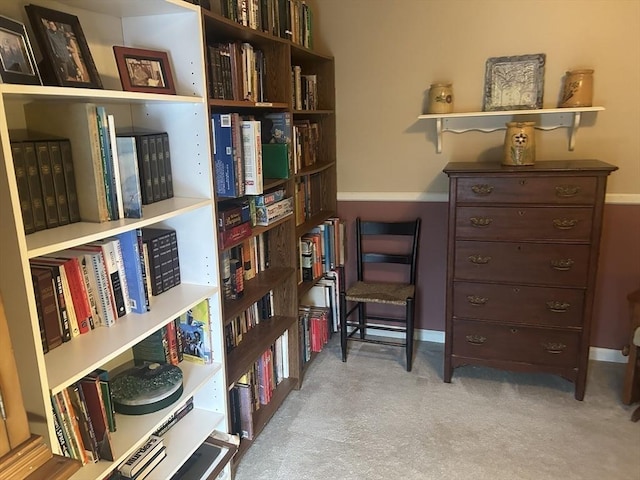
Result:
[358, 302, 366, 340]
[632, 406, 640, 422]
[406, 298, 415, 372]
[339, 291, 347, 362]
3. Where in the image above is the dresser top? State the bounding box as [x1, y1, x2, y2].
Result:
[443, 159, 618, 176]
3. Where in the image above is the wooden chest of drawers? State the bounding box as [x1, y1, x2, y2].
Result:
[443, 160, 617, 400]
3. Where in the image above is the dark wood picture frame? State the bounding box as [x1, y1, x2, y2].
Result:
[113, 46, 176, 95]
[0, 15, 41, 85]
[24, 4, 102, 89]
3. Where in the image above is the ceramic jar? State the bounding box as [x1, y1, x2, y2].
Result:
[559, 69, 594, 107]
[428, 83, 453, 114]
[503, 121, 536, 166]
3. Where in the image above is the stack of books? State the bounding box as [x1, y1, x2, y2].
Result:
[118, 435, 166, 480]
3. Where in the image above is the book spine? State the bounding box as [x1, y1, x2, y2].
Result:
[114, 136, 143, 219]
[86, 252, 117, 327]
[48, 141, 71, 226]
[118, 435, 163, 477]
[220, 221, 252, 249]
[241, 120, 263, 195]
[110, 238, 132, 315]
[133, 135, 154, 205]
[51, 403, 71, 457]
[106, 114, 124, 220]
[169, 230, 181, 287]
[95, 106, 115, 220]
[212, 113, 238, 198]
[116, 230, 147, 314]
[59, 139, 81, 223]
[97, 242, 127, 318]
[63, 258, 91, 334]
[155, 134, 168, 200]
[148, 135, 161, 202]
[11, 142, 36, 234]
[163, 133, 173, 198]
[52, 392, 81, 461]
[60, 387, 90, 464]
[22, 142, 47, 231]
[68, 383, 99, 463]
[34, 141, 59, 228]
[159, 232, 174, 292]
[166, 320, 180, 366]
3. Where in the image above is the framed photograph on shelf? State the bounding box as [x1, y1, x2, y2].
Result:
[113, 46, 176, 95]
[482, 53, 545, 111]
[0, 15, 41, 85]
[24, 4, 102, 89]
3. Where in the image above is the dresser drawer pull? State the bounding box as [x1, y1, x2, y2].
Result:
[466, 334, 486, 345]
[468, 255, 492, 265]
[470, 217, 493, 228]
[546, 301, 571, 313]
[542, 342, 567, 354]
[471, 184, 493, 196]
[556, 185, 581, 198]
[550, 259, 574, 271]
[552, 219, 578, 230]
[467, 295, 488, 306]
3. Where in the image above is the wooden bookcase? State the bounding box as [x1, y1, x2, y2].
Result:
[0, 1, 231, 479]
[201, 4, 336, 466]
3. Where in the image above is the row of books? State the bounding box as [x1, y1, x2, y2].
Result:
[229, 331, 289, 440]
[135, 298, 218, 365]
[299, 305, 330, 363]
[10, 139, 80, 235]
[221, 230, 271, 300]
[30, 227, 179, 353]
[212, 112, 296, 199]
[51, 369, 116, 466]
[298, 217, 345, 283]
[117, 435, 166, 480]
[292, 65, 318, 111]
[207, 41, 266, 102]
[218, 190, 293, 250]
[300, 270, 341, 333]
[224, 292, 274, 353]
[21, 102, 174, 224]
[220, 0, 313, 48]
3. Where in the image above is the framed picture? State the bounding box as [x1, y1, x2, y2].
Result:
[0, 15, 41, 85]
[482, 53, 546, 111]
[24, 4, 102, 89]
[113, 46, 176, 95]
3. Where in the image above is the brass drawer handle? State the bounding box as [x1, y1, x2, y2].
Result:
[556, 185, 581, 198]
[471, 184, 493, 196]
[470, 217, 493, 228]
[553, 219, 578, 230]
[542, 342, 567, 354]
[466, 334, 486, 345]
[468, 255, 492, 265]
[546, 301, 571, 313]
[551, 259, 574, 271]
[467, 295, 488, 306]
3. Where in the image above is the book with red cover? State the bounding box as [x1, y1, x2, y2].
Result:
[220, 221, 252, 249]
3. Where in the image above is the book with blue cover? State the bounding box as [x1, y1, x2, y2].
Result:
[115, 136, 143, 218]
[177, 299, 213, 364]
[115, 229, 148, 314]
[211, 113, 239, 198]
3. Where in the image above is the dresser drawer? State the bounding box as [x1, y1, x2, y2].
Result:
[452, 319, 581, 368]
[454, 241, 591, 286]
[455, 206, 594, 241]
[456, 176, 598, 204]
[453, 282, 585, 328]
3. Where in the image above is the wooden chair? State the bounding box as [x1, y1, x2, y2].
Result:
[622, 289, 640, 422]
[339, 218, 421, 371]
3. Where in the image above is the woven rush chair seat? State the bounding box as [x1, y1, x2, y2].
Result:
[345, 281, 414, 306]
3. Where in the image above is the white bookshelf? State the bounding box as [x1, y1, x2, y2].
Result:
[0, 1, 231, 479]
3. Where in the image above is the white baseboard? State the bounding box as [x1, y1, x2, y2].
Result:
[358, 327, 626, 363]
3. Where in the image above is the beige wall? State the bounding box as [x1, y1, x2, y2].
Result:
[309, 0, 640, 198]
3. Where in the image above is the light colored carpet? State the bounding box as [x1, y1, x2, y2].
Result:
[234, 338, 640, 480]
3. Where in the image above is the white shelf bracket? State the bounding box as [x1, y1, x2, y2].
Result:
[436, 117, 443, 153]
[569, 111, 581, 151]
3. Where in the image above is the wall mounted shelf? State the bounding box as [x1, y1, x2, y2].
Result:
[418, 106, 604, 153]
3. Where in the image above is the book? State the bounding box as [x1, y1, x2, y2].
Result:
[115, 230, 148, 314]
[107, 114, 125, 219]
[241, 119, 263, 195]
[153, 397, 194, 437]
[211, 113, 239, 198]
[177, 298, 213, 364]
[52, 391, 82, 462]
[79, 375, 114, 461]
[236, 382, 254, 439]
[219, 221, 252, 249]
[118, 435, 164, 478]
[59, 139, 81, 223]
[255, 196, 294, 226]
[67, 383, 100, 463]
[169, 437, 228, 480]
[11, 142, 35, 234]
[31, 267, 63, 351]
[162, 133, 173, 198]
[24, 102, 109, 222]
[154, 134, 168, 200]
[95, 106, 117, 220]
[218, 200, 250, 231]
[48, 140, 71, 226]
[87, 239, 129, 317]
[85, 368, 116, 433]
[141, 227, 179, 295]
[34, 140, 59, 228]
[261, 143, 289, 179]
[117, 132, 154, 205]
[22, 141, 47, 231]
[30, 263, 71, 342]
[148, 134, 161, 202]
[259, 111, 293, 173]
[124, 446, 166, 480]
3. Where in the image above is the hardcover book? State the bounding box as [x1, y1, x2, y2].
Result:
[177, 298, 214, 364]
[115, 230, 147, 314]
[212, 113, 239, 198]
[13, 142, 36, 233]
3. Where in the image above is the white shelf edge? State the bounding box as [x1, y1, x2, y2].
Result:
[46, 283, 219, 392]
[418, 106, 605, 153]
[26, 197, 212, 258]
[0, 84, 203, 105]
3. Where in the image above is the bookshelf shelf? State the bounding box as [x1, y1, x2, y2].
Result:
[418, 106, 605, 153]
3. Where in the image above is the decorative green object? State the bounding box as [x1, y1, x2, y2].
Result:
[262, 143, 290, 179]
